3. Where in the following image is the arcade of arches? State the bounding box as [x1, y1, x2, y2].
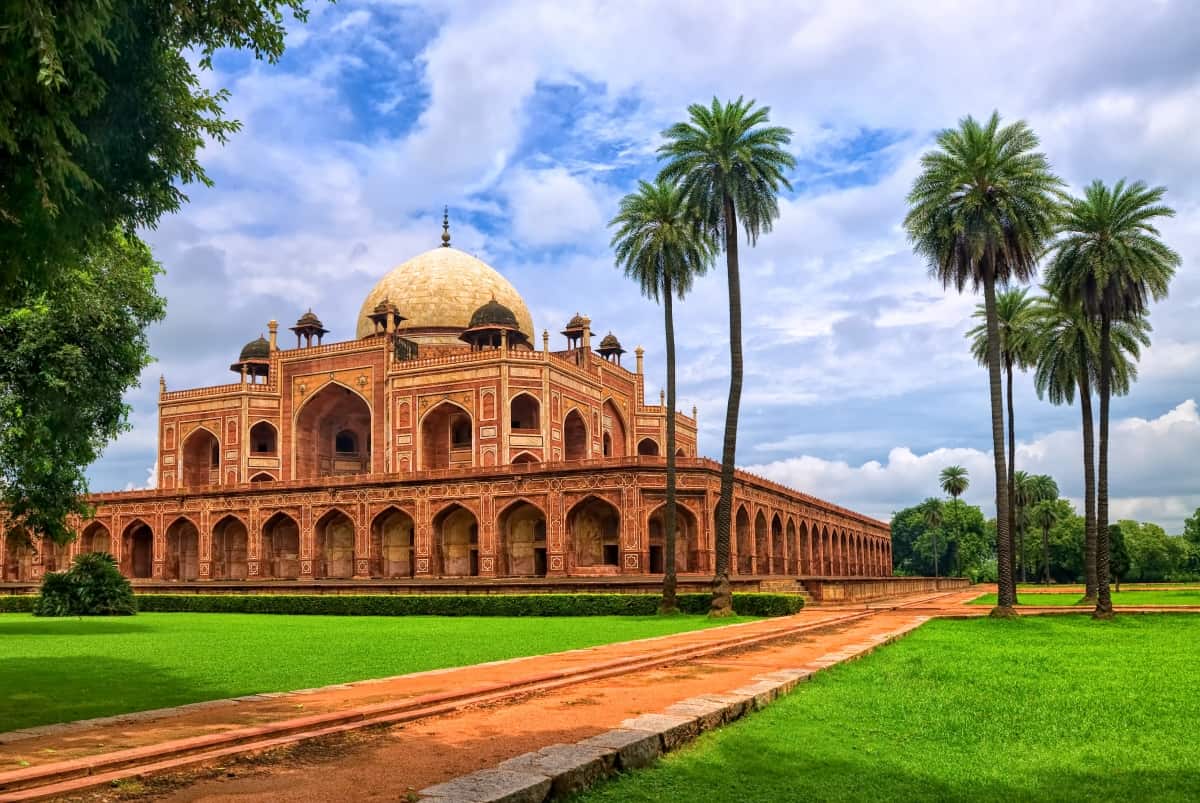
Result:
[9, 468, 892, 582]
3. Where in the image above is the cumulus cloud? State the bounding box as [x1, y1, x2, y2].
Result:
[746, 401, 1200, 533]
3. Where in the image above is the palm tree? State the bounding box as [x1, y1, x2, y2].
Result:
[1023, 474, 1059, 583]
[658, 97, 794, 617]
[939, 465, 970, 503]
[920, 499, 944, 578]
[1031, 292, 1149, 599]
[610, 179, 716, 613]
[906, 112, 1061, 616]
[966, 287, 1037, 576]
[1046, 179, 1179, 618]
[1026, 475, 1060, 584]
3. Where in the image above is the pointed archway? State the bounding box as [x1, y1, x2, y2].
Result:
[497, 501, 547, 577]
[262, 512, 300, 579]
[295, 383, 372, 479]
[563, 409, 588, 461]
[315, 509, 356, 579]
[164, 517, 200, 581]
[181, 427, 219, 488]
[211, 515, 249, 580]
[433, 504, 478, 577]
[567, 496, 621, 570]
[371, 507, 415, 578]
[420, 401, 473, 470]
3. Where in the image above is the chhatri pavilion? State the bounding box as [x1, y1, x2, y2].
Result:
[2, 218, 891, 585]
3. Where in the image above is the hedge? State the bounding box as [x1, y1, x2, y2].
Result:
[1, 592, 801, 617]
[0, 595, 36, 613]
[136, 592, 801, 617]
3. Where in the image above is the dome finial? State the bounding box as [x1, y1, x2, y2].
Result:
[441, 205, 451, 247]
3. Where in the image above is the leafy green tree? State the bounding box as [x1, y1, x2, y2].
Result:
[1030, 293, 1149, 601]
[610, 179, 715, 613]
[657, 98, 794, 616]
[35, 552, 135, 616]
[1184, 508, 1200, 549]
[1047, 180, 1180, 618]
[1, 231, 164, 542]
[1, 0, 311, 544]
[1119, 520, 1175, 582]
[891, 499, 989, 579]
[1, 0, 310, 295]
[967, 288, 1037, 566]
[905, 112, 1061, 616]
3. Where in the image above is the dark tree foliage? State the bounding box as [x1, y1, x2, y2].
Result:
[1, 1, 309, 542]
[890, 499, 990, 580]
[0, 231, 164, 542]
[1, 0, 311, 296]
[35, 552, 136, 616]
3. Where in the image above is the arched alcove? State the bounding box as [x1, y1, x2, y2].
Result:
[164, 518, 200, 581]
[295, 384, 371, 478]
[82, 522, 111, 555]
[498, 501, 547, 576]
[433, 505, 478, 577]
[181, 428, 219, 488]
[262, 513, 300, 579]
[421, 401, 473, 470]
[371, 508, 414, 578]
[315, 509, 356, 579]
[567, 496, 621, 569]
[121, 521, 154, 578]
[249, 421, 278, 455]
[563, 409, 587, 461]
[735, 506, 752, 575]
[211, 515, 248, 580]
[601, 400, 626, 458]
[637, 438, 659, 457]
[648, 503, 699, 574]
[771, 514, 784, 575]
[510, 393, 540, 431]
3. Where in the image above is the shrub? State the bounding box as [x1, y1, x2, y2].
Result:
[35, 552, 136, 616]
[0, 595, 37, 613]
[132, 592, 802, 617]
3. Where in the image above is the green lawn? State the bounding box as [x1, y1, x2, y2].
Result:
[577, 615, 1200, 802]
[970, 590, 1200, 606]
[0, 613, 748, 732]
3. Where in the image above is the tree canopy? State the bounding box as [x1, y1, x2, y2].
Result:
[1, 1, 311, 542]
[1, 231, 164, 543]
[1, 0, 311, 296]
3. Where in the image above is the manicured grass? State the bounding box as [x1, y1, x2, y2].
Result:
[0, 613, 749, 732]
[577, 615, 1200, 802]
[970, 590, 1200, 606]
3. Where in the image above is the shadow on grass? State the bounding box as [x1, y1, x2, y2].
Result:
[0, 620, 152, 637]
[0, 655, 232, 732]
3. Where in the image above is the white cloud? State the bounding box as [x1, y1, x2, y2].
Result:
[504, 167, 607, 247]
[746, 401, 1200, 533]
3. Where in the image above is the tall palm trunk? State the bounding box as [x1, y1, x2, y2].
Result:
[1006, 356, 1019, 584]
[1095, 315, 1114, 617]
[1042, 522, 1051, 584]
[710, 193, 740, 617]
[661, 275, 679, 614]
[1077, 351, 1098, 602]
[984, 273, 1016, 613]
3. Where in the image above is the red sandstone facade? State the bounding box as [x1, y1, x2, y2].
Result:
[1, 240, 891, 584]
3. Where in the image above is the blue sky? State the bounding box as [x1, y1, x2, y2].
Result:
[90, 0, 1200, 532]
